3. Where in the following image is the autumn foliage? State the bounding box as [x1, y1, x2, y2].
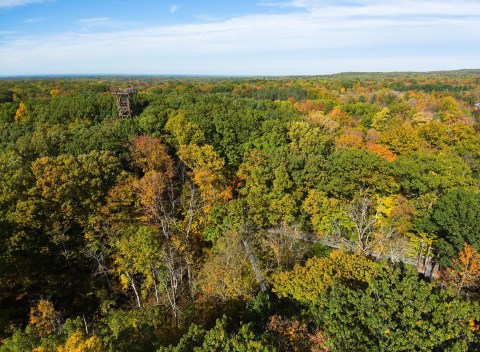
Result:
[1, 74, 480, 350]
[441, 243, 480, 295]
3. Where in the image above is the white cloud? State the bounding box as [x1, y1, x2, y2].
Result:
[170, 4, 179, 13]
[23, 17, 44, 23]
[257, 1, 293, 8]
[0, 0, 48, 8]
[78, 17, 110, 23]
[305, 0, 480, 17]
[1, 0, 479, 75]
[77, 17, 115, 32]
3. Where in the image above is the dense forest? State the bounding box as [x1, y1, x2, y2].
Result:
[0, 71, 480, 351]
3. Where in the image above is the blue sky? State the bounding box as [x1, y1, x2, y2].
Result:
[1, 0, 479, 75]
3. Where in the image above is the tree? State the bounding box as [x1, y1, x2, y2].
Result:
[178, 144, 229, 213]
[129, 136, 176, 238]
[441, 243, 480, 296]
[303, 190, 352, 236]
[371, 107, 391, 131]
[164, 111, 205, 146]
[135, 170, 174, 236]
[316, 265, 480, 351]
[14, 102, 28, 123]
[433, 189, 480, 264]
[158, 317, 273, 352]
[272, 250, 377, 302]
[393, 153, 476, 199]
[129, 135, 174, 175]
[57, 332, 104, 352]
[199, 230, 258, 301]
[324, 149, 398, 199]
[112, 225, 163, 308]
[335, 132, 364, 152]
[379, 122, 422, 155]
[29, 300, 60, 337]
[28, 151, 121, 234]
[267, 315, 310, 352]
[366, 143, 397, 162]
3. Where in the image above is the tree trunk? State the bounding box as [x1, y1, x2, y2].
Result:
[242, 238, 267, 293]
[126, 272, 142, 308]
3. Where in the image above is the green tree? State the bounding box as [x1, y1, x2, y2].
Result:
[392, 152, 476, 199]
[324, 149, 398, 199]
[316, 265, 480, 351]
[158, 317, 273, 352]
[433, 189, 480, 264]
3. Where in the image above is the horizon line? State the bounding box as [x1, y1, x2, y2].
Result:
[1, 68, 480, 80]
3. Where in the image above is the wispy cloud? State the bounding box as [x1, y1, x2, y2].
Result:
[170, 4, 179, 13]
[0, 30, 18, 35]
[1, 0, 479, 75]
[0, 0, 49, 8]
[77, 17, 115, 32]
[23, 17, 43, 23]
[257, 2, 295, 8]
[281, 0, 480, 17]
[78, 17, 110, 24]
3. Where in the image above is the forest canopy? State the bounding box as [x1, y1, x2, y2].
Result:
[1, 72, 480, 351]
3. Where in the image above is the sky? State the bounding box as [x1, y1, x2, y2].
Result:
[0, 0, 479, 76]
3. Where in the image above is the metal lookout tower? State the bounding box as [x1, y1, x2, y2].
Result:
[111, 87, 136, 118]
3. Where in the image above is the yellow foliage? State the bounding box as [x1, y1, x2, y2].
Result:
[57, 331, 104, 352]
[303, 110, 340, 133]
[50, 89, 60, 97]
[178, 144, 226, 209]
[199, 231, 257, 300]
[32, 347, 52, 352]
[328, 106, 355, 127]
[371, 107, 391, 131]
[303, 190, 350, 235]
[376, 195, 415, 235]
[119, 273, 130, 290]
[14, 102, 28, 123]
[335, 133, 364, 152]
[29, 299, 59, 337]
[272, 250, 377, 302]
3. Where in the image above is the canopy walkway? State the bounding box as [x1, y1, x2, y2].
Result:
[268, 228, 438, 278]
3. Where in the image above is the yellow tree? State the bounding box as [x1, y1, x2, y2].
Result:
[57, 332, 104, 352]
[29, 299, 60, 337]
[178, 144, 230, 213]
[198, 230, 257, 300]
[14, 102, 28, 123]
[272, 250, 377, 302]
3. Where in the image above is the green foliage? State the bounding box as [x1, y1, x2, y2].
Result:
[158, 317, 273, 352]
[315, 265, 480, 351]
[324, 149, 398, 199]
[344, 101, 380, 129]
[433, 189, 480, 264]
[0, 326, 40, 352]
[100, 307, 171, 352]
[392, 152, 476, 198]
[0, 102, 16, 124]
[26, 93, 116, 124]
